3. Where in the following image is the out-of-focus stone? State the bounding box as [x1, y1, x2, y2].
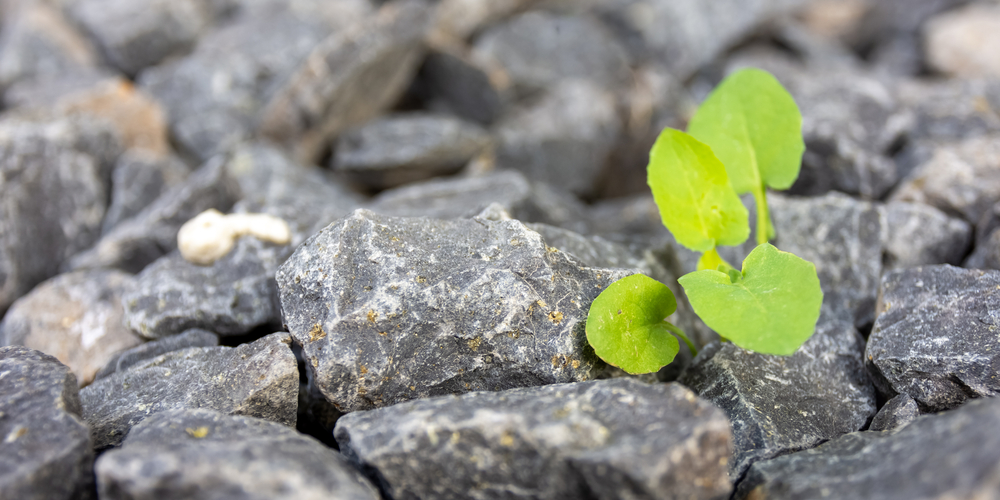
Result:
[336, 379, 733, 500]
[867, 265, 1000, 411]
[414, 47, 506, 125]
[924, 3, 1000, 79]
[81, 332, 298, 449]
[868, 393, 919, 432]
[0, 346, 94, 499]
[796, 0, 871, 40]
[846, 0, 967, 76]
[94, 328, 218, 381]
[430, 0, 533, 41]
[101, 151, 191, 234]
[95, 409, 381, 500]
[678, 315, 875, 479]
[56, 78, 170, 156]
[0, 269, 141, 386]
[332, 113, 492, 190]
[965, 230, 1000, 270]
[883, 201, 971, 270]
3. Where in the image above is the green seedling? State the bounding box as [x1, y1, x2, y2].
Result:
[585, 68, 823, 374]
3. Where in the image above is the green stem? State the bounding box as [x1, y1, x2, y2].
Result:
[753, 184, 773, 245]
[664, 322, 698, 357]
[697, 247, 736, 272]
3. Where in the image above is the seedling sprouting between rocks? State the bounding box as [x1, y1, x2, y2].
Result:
[586, 68, 823, 374]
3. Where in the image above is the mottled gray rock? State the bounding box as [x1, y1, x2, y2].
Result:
[883, 201, 972, 270]
[0, 114, 122, 312]
[0, 346, 93, 500]
[259, 1, 429, 164]
[868, 394, 919, 432]
[276, 209, 631, 413]
[678, 315, 876, 479]
[414, 48, 505, 125]
[897, 79, 1000, 143]
[102, 151, 191, 234]
[336, 379, 733, 500]
[96, 408, 380, 500]
[495, 80, 621, 196]
[846, 0, 967, 76]
[94, 328, 218, 381]
[867, 265, 1000, 411]
[0, 269, 141, 386]
[66, 153, 240, 274]
[332, 113, 492, 189]
[736, 396, 1000, 500]
[471, 11, 630, 94]
[81, 332, 298, 449]
[965, 230, 1000, 270]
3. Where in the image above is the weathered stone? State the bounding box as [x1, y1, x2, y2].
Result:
[336, 379, 733, 500]
[0, 346, 93, 499]
[56, 77, 171, 157]
[94, 328, 218, 381]
[678, 315, 876, 479]
[430, 0, 533, 41]
[736, 397, 1000, 500]
[332, 113, 492, 190]
[259, 1, 429, 164]
[868, 393, 919, 432]
[276, 209, 631, 413]
[95, 408, 380, 500]
[965, 230, 1000, 271]
[867, 265, 1000, 411]
[495, 80, 621, 197]
[924, 3, 1000, 79]
[414, 48, 505, 125]
[0, 269, 141, 386]
[67, 0, 211, 76]
[81, 332, 298, 449]
[102, 151, 191, 234]
[883, 201, 971, 270]
[0, 114, 122, 312]
[471, 11, 630, 94]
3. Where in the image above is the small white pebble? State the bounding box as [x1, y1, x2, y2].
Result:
[178, 209, 292, 265]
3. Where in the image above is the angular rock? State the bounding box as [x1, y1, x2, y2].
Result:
[495, 80, 621, 197]
[94, 328, 218, 381]
[276, 209, 631, 413]
[924, 3, 1000, 79]
[336, 379, 733, 500]
[678, 315, 876, 479]
[414, 48, 505, 125]
[867, 265, 1000, 411]
[883, 201, 971, 270]
[868, 393, 919, 432]
[81, 332, 298, 449]
[0, 269, 141, 386]
[96, 409, 380, 500]
[736, 397, 1000, 500]
[101, 151, 191, 234]
[259, 1, 430, 164]
[0, 114, 122, 312]
[332, 113, 492, 190]
[0, 346, 93, 499]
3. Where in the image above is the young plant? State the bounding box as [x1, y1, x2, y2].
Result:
[586, 68, 823, 374]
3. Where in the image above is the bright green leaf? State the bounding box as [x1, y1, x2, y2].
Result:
[678, 243, 823, 355]
[586, 274, 682, 374]
[647, 128, 749, 252]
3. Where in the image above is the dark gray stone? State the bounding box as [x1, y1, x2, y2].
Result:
[678, 315, 876, 479]
[866, 265, 1000, 411]
[868, 394, 919, 432]
[95, 408, 380, 500]
[897, 79, 1000, 145]
[332, 113, 492, 190]
[81, 332, 298, 449]
[415, 48, 504, 125]
[0, 114, 122, 312]
[335, 379, 733, 500]
[847, 0, 968, 76]
[102, 151, 191, 234]
[883, 201, 972, 270]
[94, 328, 218, 381]
[965, 229, 1000, 270]
[276, 209, 632, 413]
[736, 396, 1000, 500]
[495, 80, 622, 197]
[0, 346, 94, 500]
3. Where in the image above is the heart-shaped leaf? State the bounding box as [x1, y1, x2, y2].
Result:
[678, 243, 822, 355]
[586, 274, 684, 374]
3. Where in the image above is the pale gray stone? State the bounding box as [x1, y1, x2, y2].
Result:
[94, 328, 218, 381]
[868, 394, 919, 432]
[883, 201, 972, 270]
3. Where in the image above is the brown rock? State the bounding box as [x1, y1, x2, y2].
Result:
[924, 3, 1000, 78]
[57, 77, 170, 157]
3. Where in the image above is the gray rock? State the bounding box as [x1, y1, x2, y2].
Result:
[471, 11, 630, 94]
[81, 332, 298, 449]
[0, 269, 142, 386]
[0, 114, 122, 312]
[332, 113, 492, 190]
[0, 346, 94, 500]
[883, 201, 972, 270]
[678, 315, 876, 479]
[66, 153, 240, 274]
[868, 394, 919, 432]
[965, 230, 1000, 270]
[495, 80, 622, 197]
[102, 151, 191, 234]
[95, 408, 380, 500]
[866, 265, 1000, 411]
[414, 48, 505, 125]
[736, 396, 1000, 500]
[276, 209, 632, 413]
[67, 0, 211, 76]
[335, 379, 733, 500]
[259, 1, 430, 164]
[897, 79, 1000, 144]
[94, 328, 218, 381]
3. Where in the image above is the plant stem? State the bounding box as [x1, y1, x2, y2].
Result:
[753, 184, 773, 245]
[697, 247, 736, 272]
[664, 322, 698, 356]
